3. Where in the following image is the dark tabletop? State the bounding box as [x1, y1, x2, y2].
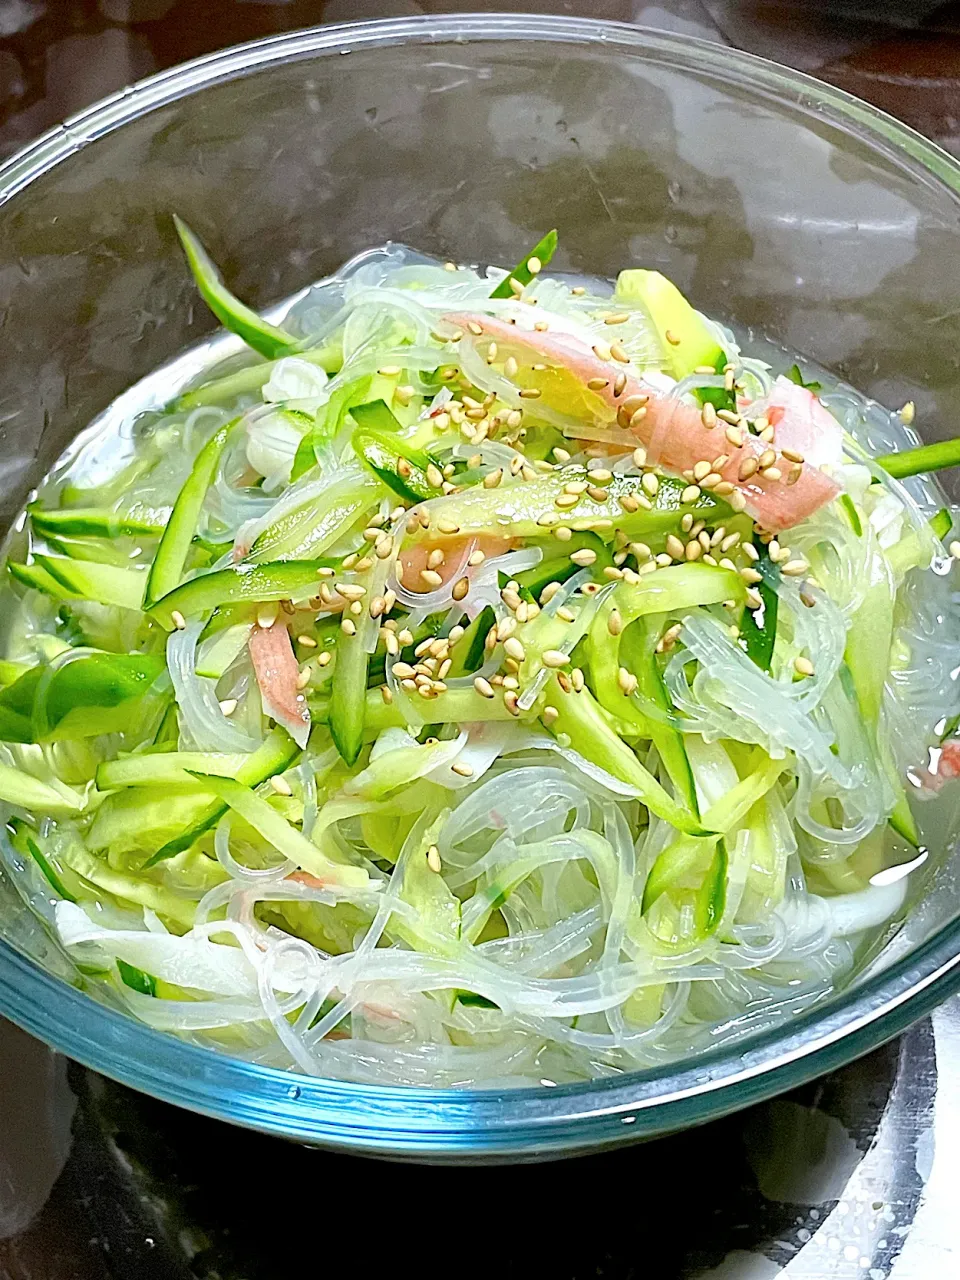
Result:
[2, 3, 960, 1279]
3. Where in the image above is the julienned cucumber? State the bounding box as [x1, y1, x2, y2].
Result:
[145, 418, 239, 607]
[145, 727, 299, 864]
[174, 216, 299, 360]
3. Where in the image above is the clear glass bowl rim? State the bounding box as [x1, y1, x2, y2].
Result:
[2, 12, 960, 1159]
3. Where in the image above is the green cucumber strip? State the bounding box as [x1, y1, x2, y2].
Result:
[315, 685, 516, 736]
[248, 472, 381, 563]
[490, 230, 558, 298]
[117, 959, 157, 997]
[697, 350, 737, 415]
[642, 834, 718, 914]
[33, 556, 146, 611]
[422, 467, 726, 543]
[352, 406, 435, 502]
[177, 344, 342, 411]
[174, 216, 298, 360]
[29, 506, 167, 539]
[878, 438, 960, 479]
[97, 751, 249, 791]
[8, 820, 77, 902]
[329, 631, 369, 766]
[839, 494, 862, 537]
[9, 561, 81, 600]
[146, 727, 299, 865]
[0, 762, 82, 813]
[785, 363, 822, 393]
[694, 838, 728, 937]
[186, 771, 369, 889]
[543, 672, 707, 836]
[632, 619, 698, 816]
[195, 623, 250, 679]
[34, 654, 167, 742]
[930, 507, 952, 540]
[740, 546, 779, 671]
[291, 376, 372, 482]
[145, 418, 238, 607]
[699, 752, 783, 833]
[0, 660, 31, 688]
[446, 606, 495, 679]
[148, 558, 336, 628]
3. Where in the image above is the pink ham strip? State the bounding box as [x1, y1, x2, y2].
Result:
[445, 313, 840, 533]
[248, 621, 310, 749]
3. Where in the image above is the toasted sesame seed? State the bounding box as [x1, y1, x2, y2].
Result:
[504, 690, 520, 716]
[610, 343, 630, 363]
[571, 667, 585, 692]
[665, 534, 685, 560]
[451, 760, 475, 778]
[503, 637, 526, 662]
[745, 587, 763, 610]
[664, 329, 681, 346]
[759, 449, 777, 469]
[605, 313, 630, 325]
[781, 559, 810, 577]
[711, 455, 730, 472]
[483, 467, 503, 489]
[420, 569, 444, 588]
[700, 471, 723, 490]
[717, 409, 741, 425]
[542, 650, 570, 669]
[315, 650, 332, 668]
[425, 463, 444, 488]
[587, 376, 610, 391]
[569, 548, 597, 567]
[218, 698, 238, 716]
[738, 457, 759, 481]
[724, 369, 735, 392]
[466, 320, 484, 336]
[607, 608, 624, 637]
[620, 493, 640, 513]
[641, 472, 659, 496]
[587, 485, 609, 503]
[739, 566, 763, 584]
[519, 387, 541, 399]
[725, 425, 744, 448]
[571, 285, 586, 295]
[759, 424, 776, 444]
[899, 400, 916, 425]
[781, 447, 804, 464]
[693, 460, 711, 482]
[473, 675, 496, 700]
[630, 447, 647, 469]
[685, 540, 702, 562]
[553, 447, 572, 464]
[296, 666, 312, 690]
[613, 371, 627, 396]
[337, 583, 367, 601]
[794, 656, 815, 677]
[617, 394, 648, 427]
[618, 666, 639, 694]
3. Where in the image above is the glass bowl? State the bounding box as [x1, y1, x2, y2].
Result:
[2, 13, 960, 1162]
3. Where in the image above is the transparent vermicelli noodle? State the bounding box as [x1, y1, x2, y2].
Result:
[1, 225, 960, 1086]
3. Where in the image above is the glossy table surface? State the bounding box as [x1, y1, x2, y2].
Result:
[2, 2, 960, 1277]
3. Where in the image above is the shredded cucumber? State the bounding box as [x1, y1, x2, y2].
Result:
[0, 231, 955, 1088]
